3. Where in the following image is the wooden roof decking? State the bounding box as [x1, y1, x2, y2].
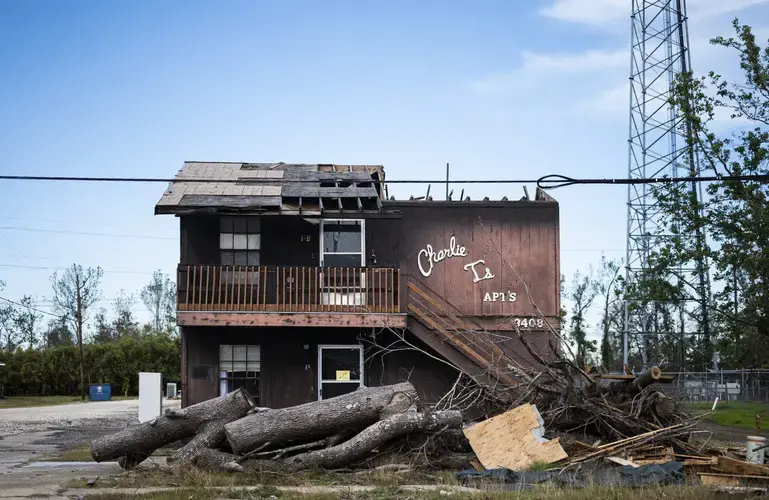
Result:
[154, 162, 385, 216]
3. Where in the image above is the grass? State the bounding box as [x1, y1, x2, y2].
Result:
[38, 445, 93, 462]
[79, 486, 762, 500]
[67, 468, 458, 490]
[0, 395, 137, 409]
[688, 400, 769, 430]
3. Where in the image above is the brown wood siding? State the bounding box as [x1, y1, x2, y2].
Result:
[180, 216, 219, 265]
[260, 217, 318, 266]
[183, 327, 463, 408]
[371, 204, 559, 319]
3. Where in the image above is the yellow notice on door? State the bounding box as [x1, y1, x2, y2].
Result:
[336, 370, 351, 381]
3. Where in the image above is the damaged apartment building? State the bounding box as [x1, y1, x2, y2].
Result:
[154, 162, 560, 408]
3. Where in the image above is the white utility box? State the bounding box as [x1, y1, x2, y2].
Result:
[138, 372, 163, 423]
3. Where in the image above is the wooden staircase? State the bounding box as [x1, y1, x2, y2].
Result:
[406, 278, 521, 389]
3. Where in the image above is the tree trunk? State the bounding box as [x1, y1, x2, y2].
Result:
[91, 388, 254, 469]
[277, 410, 462, 472]
[224, 382, 419, 455]
[629, 366, 662, 394]
[167, 419, 228, 467]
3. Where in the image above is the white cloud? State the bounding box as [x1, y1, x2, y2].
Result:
[540, 0, 625, 26]
[540, 0, 769, 27]
[467, 48, 627, 96]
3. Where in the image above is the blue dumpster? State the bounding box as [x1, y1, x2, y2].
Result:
[89, 383, 112, 401]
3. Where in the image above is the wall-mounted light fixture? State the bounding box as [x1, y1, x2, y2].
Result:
[370, 249, 377, 265]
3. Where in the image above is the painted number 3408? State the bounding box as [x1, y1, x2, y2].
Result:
[514, 318, 544, 328]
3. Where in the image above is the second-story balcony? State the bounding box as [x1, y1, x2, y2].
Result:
[176, 265, 404, 328]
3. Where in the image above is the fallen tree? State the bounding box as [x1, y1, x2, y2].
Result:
[224, 382, 419, 455]
[91, 387, 254, 469]
[90, 382, 455, 473]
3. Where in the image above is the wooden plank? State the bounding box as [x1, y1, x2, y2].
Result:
[177, 311, 407, 328]
[408, 303, 505, 381]
[191, 266, 197, 309]
[715, 456, 769, 477]
[463, 403, 568, 471]
[184, 266, 190, 310]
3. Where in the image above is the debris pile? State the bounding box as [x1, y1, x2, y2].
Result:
[89, 368, 769, 491]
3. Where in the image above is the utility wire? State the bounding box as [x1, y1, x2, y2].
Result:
[0, 226, 176, 241]
[1, 173, 768, 188]
[0, 263, 155, 276]
[0, 295, 62, 317]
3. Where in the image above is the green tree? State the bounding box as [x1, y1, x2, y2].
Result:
[13, 296, 42, 348]
[44, 317, 74, 348]
[112, 290, 139, 338]
[140, 270, 176, 334]
[595, 256, 623, 371]
[566, 268, 599, 366]
[654, 19, 769, 368]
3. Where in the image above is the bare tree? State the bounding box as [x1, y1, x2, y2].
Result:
[51, 264, 103, 400]
[141, 270, 176, 333]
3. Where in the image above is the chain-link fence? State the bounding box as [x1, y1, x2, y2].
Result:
[662, 370, 769, 402]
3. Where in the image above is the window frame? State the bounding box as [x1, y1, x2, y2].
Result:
[317, 344, 364, 400]
[319, 219, 365, 267]
[218, 344, 261, 401]
[220, 216, 261, 267]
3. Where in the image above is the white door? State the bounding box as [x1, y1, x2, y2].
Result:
[317, 345, 364, 400]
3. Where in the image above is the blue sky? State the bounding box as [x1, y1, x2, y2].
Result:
[0, 0, 766, 332]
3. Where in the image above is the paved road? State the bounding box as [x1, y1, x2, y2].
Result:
[0, 399, 180, 498]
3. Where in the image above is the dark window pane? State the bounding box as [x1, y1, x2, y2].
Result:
[233, 251, 248, 266]
[247, 251, 260, 266]
[323, 224, 361, 253]
[321, 382, 360, 399]
[221, 251, 234, 265]
[220, 216, 234, 232]
[321, 348, 361, 380]
[247, 216, 261, 233]
[323, 254, 362, 268]
[233, 216, 248, 233]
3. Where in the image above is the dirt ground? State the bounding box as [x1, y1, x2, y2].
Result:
[0, 398, 180, 499]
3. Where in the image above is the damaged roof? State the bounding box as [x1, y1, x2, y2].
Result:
[154, 162, 385, 215]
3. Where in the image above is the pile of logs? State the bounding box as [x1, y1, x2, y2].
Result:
[90, 382, 472, 472]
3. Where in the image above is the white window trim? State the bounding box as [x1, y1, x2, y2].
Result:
[317, 344, 364, 400]
[319, 219, 365, 267]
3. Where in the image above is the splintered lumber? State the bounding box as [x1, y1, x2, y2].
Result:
[462, 403, 568, 471]
[225, 382, 419, 455]
[91, 388, 254, 469]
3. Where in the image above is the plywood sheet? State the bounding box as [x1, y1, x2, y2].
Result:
[462, 403, 568, 471]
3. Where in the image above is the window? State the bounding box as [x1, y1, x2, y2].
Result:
[219, 344, 260, 402]
[220, 216, 261, 266]
[318, 345, 364, 400]
[321, 220, 364, 267]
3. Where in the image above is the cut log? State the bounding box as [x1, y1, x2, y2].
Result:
[91, 388, 254, 469]
[225, 382, 419, 455]
[630, 366, 662, 393]
[265, 410, 462, 472]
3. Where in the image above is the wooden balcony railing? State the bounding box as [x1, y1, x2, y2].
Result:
[177, 265, 401, 314]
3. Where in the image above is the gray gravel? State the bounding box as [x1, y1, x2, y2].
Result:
[0, 399, 180, 437]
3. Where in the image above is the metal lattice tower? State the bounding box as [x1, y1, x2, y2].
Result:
[622, 0, 711, 372]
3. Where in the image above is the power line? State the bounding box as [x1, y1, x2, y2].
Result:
[0, 172, 767, 188]
[0, 226, 176, 241]
[0, 263, 156, 275]
[0, 295, 62, 317]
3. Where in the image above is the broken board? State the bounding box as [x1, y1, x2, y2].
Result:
[462, 403, 568, 471]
